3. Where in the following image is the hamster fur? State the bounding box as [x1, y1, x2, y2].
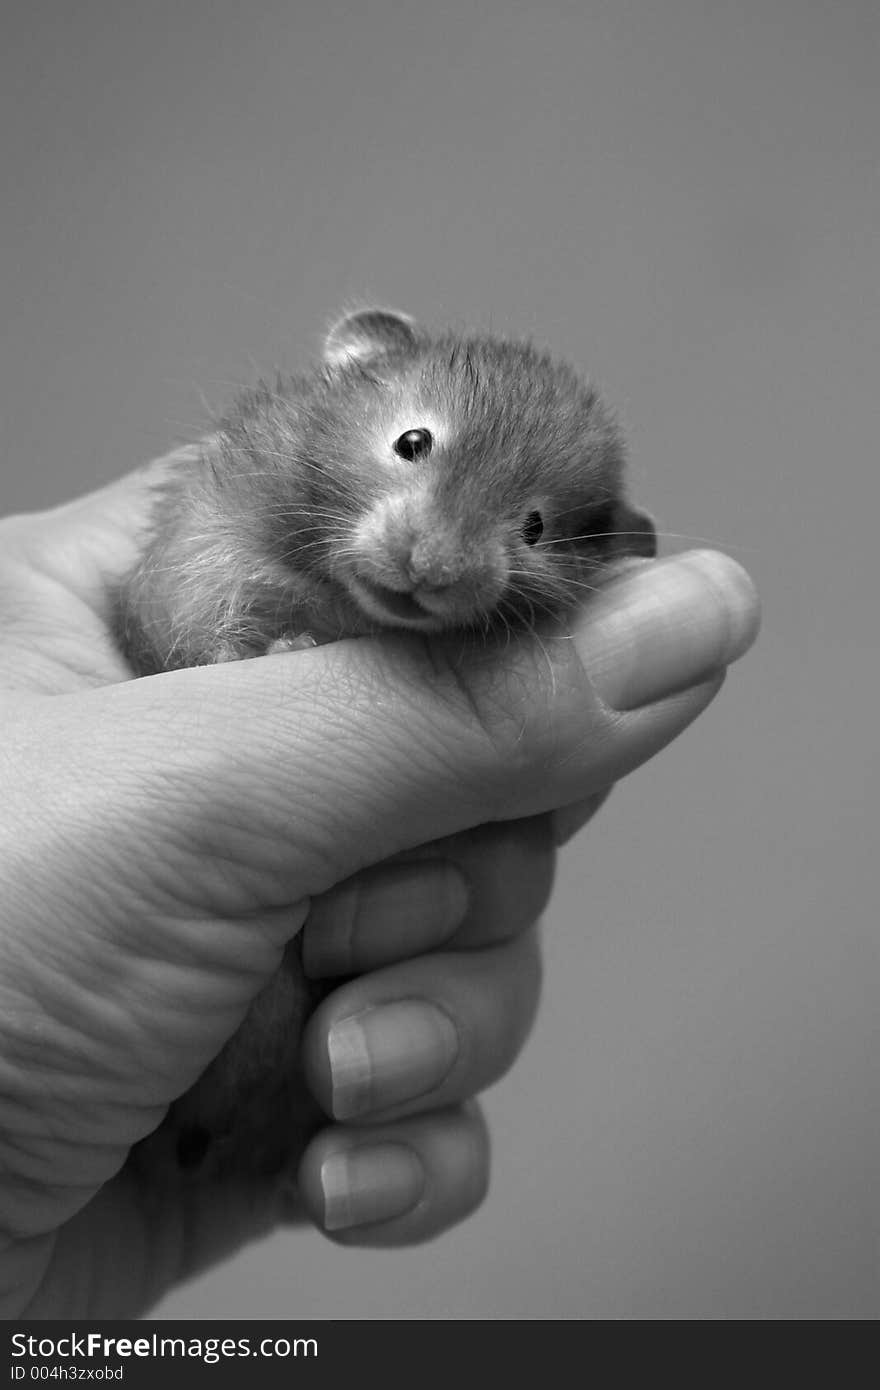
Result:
[121, 309, 656, 1181]
[117, 309, 655, 673]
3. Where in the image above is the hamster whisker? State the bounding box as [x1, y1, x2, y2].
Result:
[549, 492, 619, 522]
[540, 530, 655, 546]
[506, 566, 606, 601]
[223, 454, 357, 486]
[543, 528, 736, 552]
[253, 508, 356, 525]
[500, 580, 561, 628]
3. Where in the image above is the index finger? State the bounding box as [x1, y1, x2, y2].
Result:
[302, 813, 560, 977]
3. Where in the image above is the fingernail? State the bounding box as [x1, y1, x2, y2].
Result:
[320, 1143, 426, 1231]
[327, 1001, 459, 1120]
[578, 550, 760, 711]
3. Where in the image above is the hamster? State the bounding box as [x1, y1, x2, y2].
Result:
[121, 309, 656, 1182]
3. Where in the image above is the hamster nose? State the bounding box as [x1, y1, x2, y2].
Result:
[405, 537, 465, 589]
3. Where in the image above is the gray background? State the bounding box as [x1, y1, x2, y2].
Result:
[2, 0, 875, 1318]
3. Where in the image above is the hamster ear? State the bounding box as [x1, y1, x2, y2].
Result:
[324, 308, 418, 367]
[609, 501, 657, 558]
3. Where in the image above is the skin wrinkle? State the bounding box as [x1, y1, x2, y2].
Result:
[356, 635, 531, 825]
[102, 906, 296, 981]
[0, 878, 303, 1166]
[61, 949, 255, 1081]
[0, 1077, 164, 1156]
[117, 966, 276, 1065]
[0, 929, 136, 1047]
[1, 863, 169, 1006]
[327, 630, 498, 755]
[0, 1113, 162, 1235]
[38, 614, 576, 915]
[0, 999, 125, 1090]
[0, 557, 121, 695]
[0, 1163, 124, 1248]
[19, 944, 195, 1070]
[453, 638, 569, 790]
[134, 622, 536, 889]
[288, 640, 387, 718]
[0, 847, 298, 1081]
[40, 729, 300, 917]
[0, 1113, 156, 1251]
[0, 1012, 162, 1143]
[0, 1133, 120, 1199]
[174, 762, 367, 903]
[1, 785, 162, 948]
[5, 793, 305, 1023]
[91, 704, 357, 902]
[460, 630, 593, 761]
[140, 817, 297, 919]
[131, 820, 298, 918]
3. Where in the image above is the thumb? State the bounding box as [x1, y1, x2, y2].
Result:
[69, 546, 758, 905]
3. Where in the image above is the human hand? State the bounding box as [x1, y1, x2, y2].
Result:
[0, 454, 759, 1315]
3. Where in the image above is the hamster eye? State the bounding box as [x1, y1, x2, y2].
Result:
[394, 428, 433, 461]
[522, 510, 544, 546]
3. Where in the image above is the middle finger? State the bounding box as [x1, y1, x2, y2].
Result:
[301, 925, 543, 1125]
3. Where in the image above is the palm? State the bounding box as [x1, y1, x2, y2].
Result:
[0, 461, 309, 1315]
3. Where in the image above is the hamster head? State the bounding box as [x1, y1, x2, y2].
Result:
[240, 309, 656, 636]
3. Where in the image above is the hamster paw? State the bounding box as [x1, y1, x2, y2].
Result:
[267, 632, 318, 655]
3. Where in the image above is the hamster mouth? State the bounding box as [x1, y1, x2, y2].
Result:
[347, 575, 446, 628]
